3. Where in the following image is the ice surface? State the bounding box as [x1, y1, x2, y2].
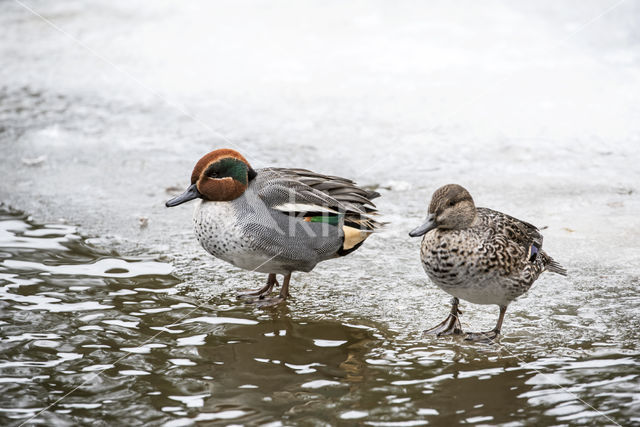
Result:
[0, 0, 639, 339]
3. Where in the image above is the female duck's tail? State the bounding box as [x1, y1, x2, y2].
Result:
[542, 252, 567, 276]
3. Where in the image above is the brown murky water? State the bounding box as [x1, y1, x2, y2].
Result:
[1, 210, 638, 426]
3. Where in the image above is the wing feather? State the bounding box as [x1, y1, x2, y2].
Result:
[256, 167, 382, 231]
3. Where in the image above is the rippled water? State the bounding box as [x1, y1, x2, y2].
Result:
[1, 211, 639, 426]
[2, 0, 640, 425]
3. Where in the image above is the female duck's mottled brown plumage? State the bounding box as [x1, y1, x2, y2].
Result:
[409, 184, 567, 340]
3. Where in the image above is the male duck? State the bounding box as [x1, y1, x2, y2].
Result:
[409, 184, 566, 340]
[166, 148, 382, 305]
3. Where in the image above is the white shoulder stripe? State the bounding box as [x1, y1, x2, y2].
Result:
[272, 203, 339, 214]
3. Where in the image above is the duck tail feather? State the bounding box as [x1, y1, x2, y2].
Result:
[366, 190, 381, 200]
[543, 253, 567, 276]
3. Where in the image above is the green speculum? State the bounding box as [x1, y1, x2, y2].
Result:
[304, 215, 340, 226]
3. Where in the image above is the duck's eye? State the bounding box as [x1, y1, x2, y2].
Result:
[204, 161, 224, 179]
[449, 200, 456, 207]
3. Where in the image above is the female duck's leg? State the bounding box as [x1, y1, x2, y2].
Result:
[465, 305, 507, 341]
[423, 297, 463, 337]
[237, 273, 278, 298]
[493, 305, 507, 334]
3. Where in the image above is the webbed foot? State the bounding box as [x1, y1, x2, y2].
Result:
[423, 297, 464, 337]
[464, 329, 500, 342]
[252, 295, 288, 307]
[464, 305, 507, 342]
[237, 274, 278, 299]
[244, 273, 291, 307]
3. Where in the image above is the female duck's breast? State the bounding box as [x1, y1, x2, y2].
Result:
[420, 229, 518, 305]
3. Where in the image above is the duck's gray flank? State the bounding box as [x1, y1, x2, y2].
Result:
[167, 148, 382, 306]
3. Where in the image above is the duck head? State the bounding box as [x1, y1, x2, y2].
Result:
[165, 148, 257, 207]
[409, 184, 477, 237]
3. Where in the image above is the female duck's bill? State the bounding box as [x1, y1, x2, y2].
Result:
[408, 213, 436, 237]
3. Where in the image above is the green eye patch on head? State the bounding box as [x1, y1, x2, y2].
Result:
[205, 157, 250, 185]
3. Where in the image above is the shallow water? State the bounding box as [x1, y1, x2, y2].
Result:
[2, 0, 640, 425]
[1, 212, 638, 426]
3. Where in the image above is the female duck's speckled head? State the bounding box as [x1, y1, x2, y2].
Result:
[166, 149, 257, 207]
[409, 184, 477, 237]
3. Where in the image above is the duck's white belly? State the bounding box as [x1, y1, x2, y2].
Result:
[436, 279, 513, 306]
[422, 257, 516, 306]
[192, 200, 288, 274]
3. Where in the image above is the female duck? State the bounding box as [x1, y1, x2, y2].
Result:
[166, 149, 382, 305]
[409, 184, 566, 340]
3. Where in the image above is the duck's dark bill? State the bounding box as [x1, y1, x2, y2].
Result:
[166, 184, 201, 207]
[409, 214, 436, 237]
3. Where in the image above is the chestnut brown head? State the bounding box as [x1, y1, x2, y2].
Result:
[166, 149, 257, 207]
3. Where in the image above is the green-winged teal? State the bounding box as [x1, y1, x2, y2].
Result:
[409, 184, 566, 340]
[167, 149, 382, 305]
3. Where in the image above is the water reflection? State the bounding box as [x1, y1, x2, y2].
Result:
[0, 210, 638, 426]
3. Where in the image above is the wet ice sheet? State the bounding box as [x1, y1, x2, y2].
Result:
[1, 212, 639, 424]
[1, 0, 640, 424]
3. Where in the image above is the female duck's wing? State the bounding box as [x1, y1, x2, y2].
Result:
[477, 208, 542, 248]
[477, 208, 566, 276]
